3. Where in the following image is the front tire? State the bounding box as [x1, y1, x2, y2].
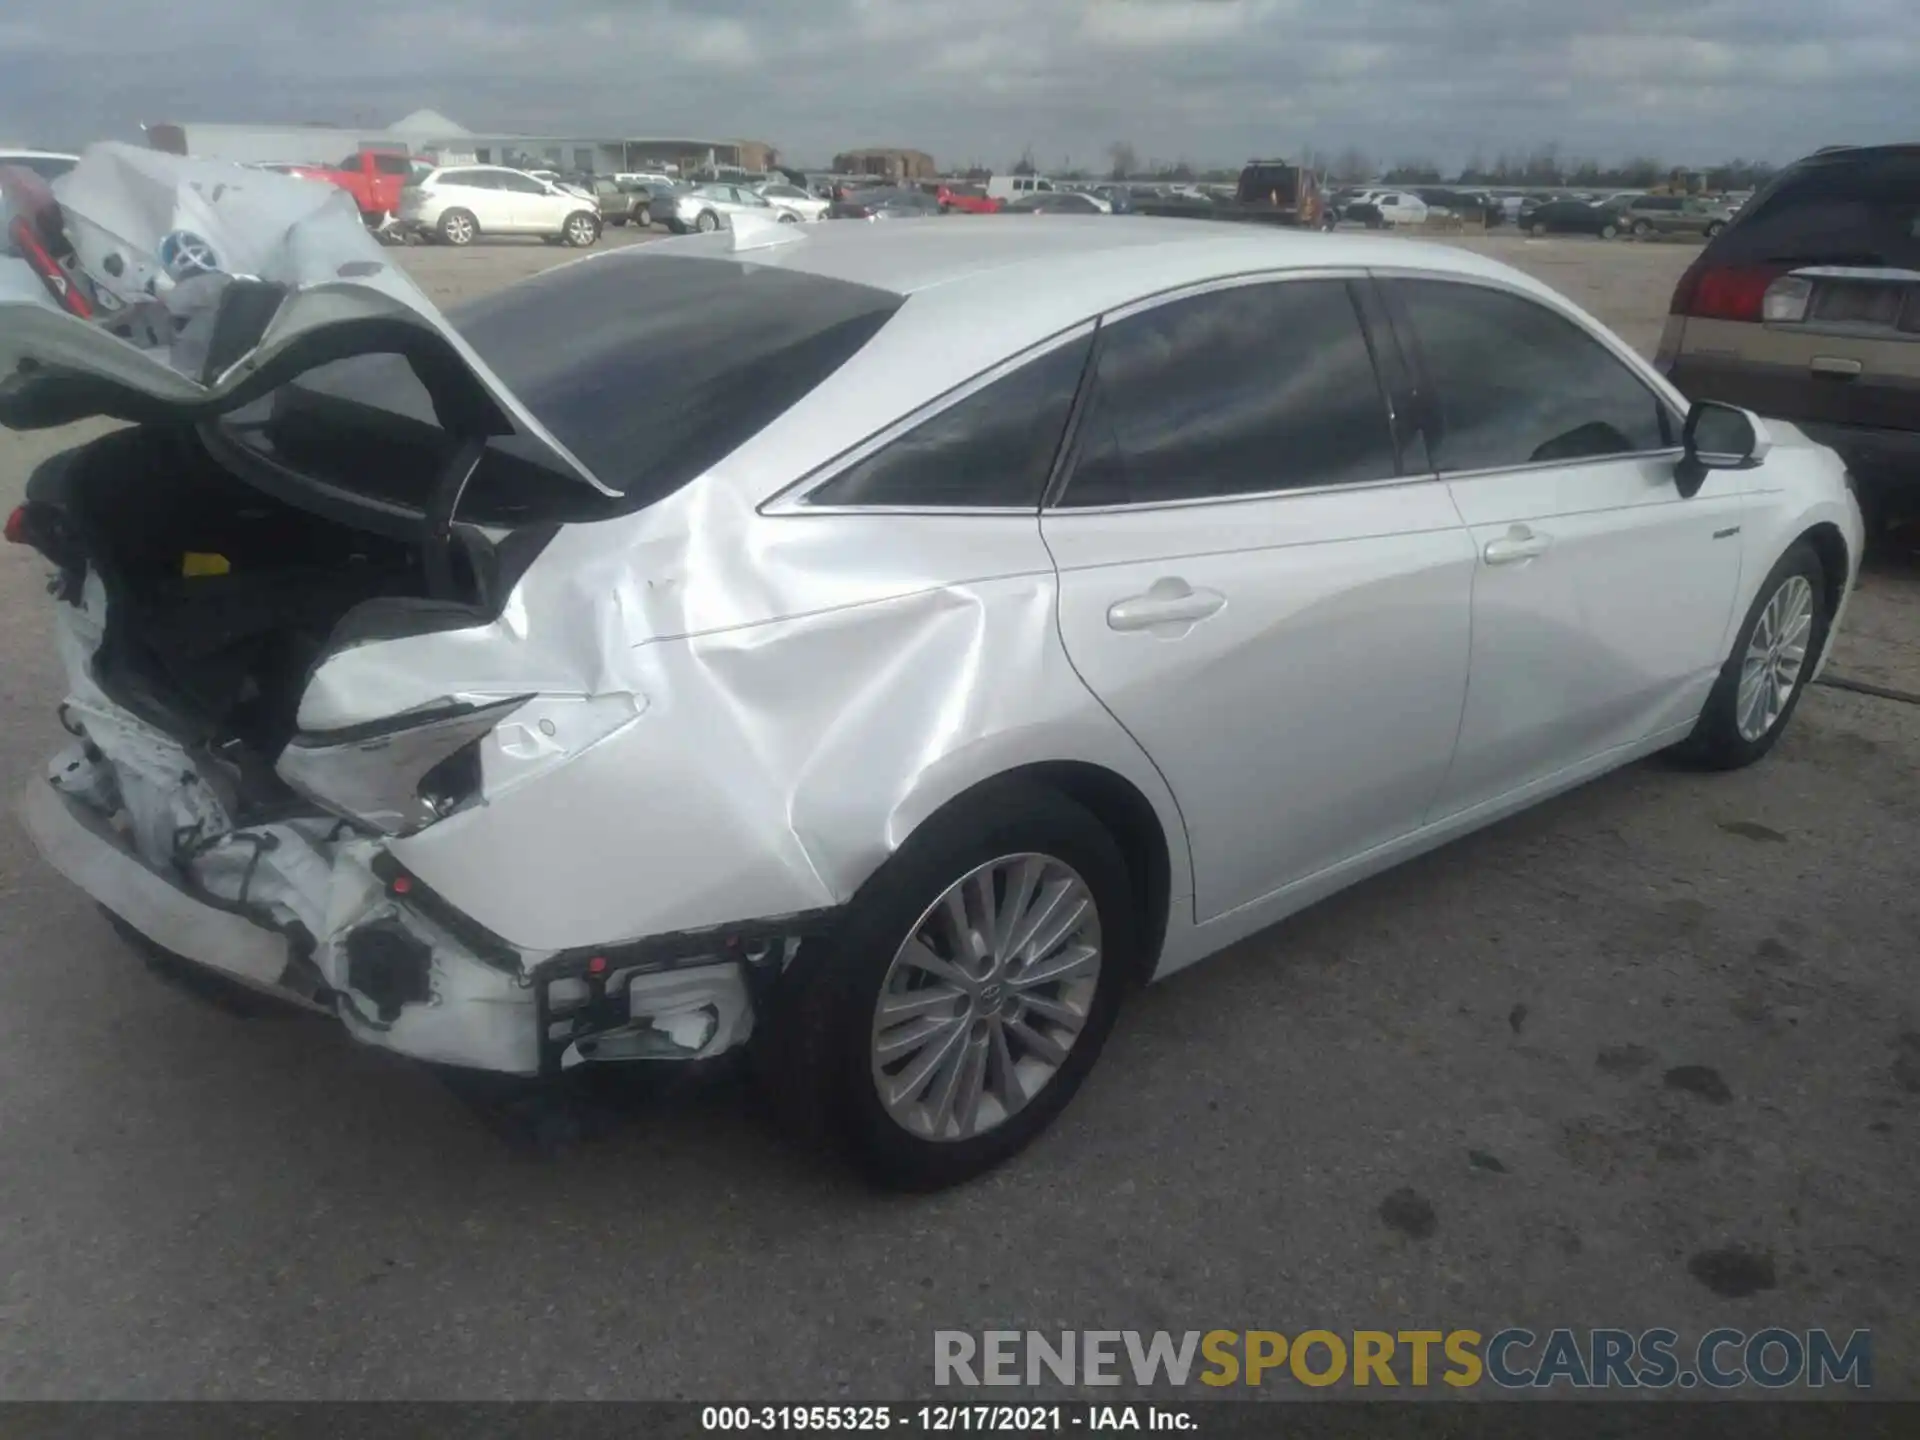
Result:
[438, 208, 478, 246]
[1705, 221, 1726, 239]
[1679, 541, 1828, 770]
[1632, 219, 1652, 237]
[563, 211, 601, 247]
[1600, 222, 1619, 239]
[762, 783, 1135, 1190]
[695, 209, 721, 233]
[1530, 221, 1548, 237]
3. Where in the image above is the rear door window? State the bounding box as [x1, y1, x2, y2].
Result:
[1389, 279, 1671, 472]
[1059, 279, 1399, 507]
[807, 333, 1092, 508]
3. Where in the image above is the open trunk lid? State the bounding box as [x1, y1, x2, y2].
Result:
[0, 142, 616, 495]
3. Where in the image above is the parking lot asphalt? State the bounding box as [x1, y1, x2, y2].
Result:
[1, 229, 1915, 1400]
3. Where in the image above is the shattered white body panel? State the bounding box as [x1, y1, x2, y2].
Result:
[9, 147, 1864, 1083]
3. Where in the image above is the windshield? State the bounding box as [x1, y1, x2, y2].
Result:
[215, 254, 904, 523]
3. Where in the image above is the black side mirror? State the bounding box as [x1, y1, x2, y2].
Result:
[1675, 399, 1768, 497]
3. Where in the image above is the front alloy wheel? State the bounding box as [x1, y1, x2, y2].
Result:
[871, 854, 1102, 1143]
[564, 213, 600, 247]
[1736, 574, 1815, 742]
[1679, 540, 1828, 770]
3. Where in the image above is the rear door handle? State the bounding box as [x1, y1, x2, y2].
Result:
[1107, 577, 1226, 633]
[1810, 355, 1863, 380]
[1483, 525, 1552, 565]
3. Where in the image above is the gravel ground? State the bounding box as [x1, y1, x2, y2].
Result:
[0, 227, 1914, 1401]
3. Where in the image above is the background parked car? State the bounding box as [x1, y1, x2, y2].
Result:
[754, 181, 831, 221]
[1624, 194, 1738, 240]
[591, 177, 655, 227]
[664, 182, 798, 233]
[827, 187, 946, 221]
[1657, 141, 1920, 530]
[1003, 191, 1112, 215]
[397, 165, 603, 247]
[920, 181, 1001, 214]
[1523, 198, 1625, 238]
[1364, 191, 1429, 226]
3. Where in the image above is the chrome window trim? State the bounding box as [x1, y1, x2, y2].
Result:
[1044, 471, 1446, 517]
[759, 321, 1099, 517]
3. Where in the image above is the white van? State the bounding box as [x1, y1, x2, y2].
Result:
[985, 174, 1056, 202]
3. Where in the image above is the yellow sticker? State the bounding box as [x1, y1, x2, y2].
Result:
[181, 552, 231, 577]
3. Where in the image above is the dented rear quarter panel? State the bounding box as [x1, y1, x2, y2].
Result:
[321, 488, 1191, 956]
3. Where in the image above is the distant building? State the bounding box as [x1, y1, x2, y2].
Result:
[831, 147, 937, 181]
[141, 110, 775, 177]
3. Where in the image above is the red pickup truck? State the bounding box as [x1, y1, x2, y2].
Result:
[919, 181, 1001, 214]
[288, 150, 429, 237]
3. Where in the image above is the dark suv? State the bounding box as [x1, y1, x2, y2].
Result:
[1656, 144, 1920, 524]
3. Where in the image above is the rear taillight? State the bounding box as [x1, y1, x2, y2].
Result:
[1672, 263, 1788, 322]
[1761, 274, 1813, 323]
[4, 505, 27, 545]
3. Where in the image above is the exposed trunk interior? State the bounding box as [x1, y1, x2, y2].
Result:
[20, 425, 468, 803]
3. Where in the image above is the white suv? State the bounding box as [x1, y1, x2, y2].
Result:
[397, 166, 602, 248]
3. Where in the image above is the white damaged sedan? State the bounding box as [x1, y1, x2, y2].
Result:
[5, 146, 1862, 1187]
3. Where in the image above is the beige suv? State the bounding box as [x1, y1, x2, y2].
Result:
[1656, 144, 1920, 527]
[1625, 194, 1736, 239]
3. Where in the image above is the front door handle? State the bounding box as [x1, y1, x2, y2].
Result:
[1107, 577, 1227, 633]
[1483, 525, 1552, 565]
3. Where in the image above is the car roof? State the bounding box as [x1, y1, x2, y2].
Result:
[600, 218, 1589, 508]
[704, 214, 1537, 310]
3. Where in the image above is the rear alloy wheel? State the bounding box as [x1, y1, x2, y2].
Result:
[778, 211, 798, 224]
[1632, 219, 1653, 237]
[563, 211, 601, 247]
[1530, 221, 1548, 237]
[695, 209, 721, 233]
[438, 208, 478, 246]
[1600, 222, 1619, 239]
[636, 204, 651, 227]
[1705, 221, 1726, 239]
[762, 783, 1134, 1190]
[1679, 541, 1828, 770]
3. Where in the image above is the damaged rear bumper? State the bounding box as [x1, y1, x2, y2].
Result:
[20, 776, 837, 1076]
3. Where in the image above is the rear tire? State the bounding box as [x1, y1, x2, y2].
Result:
[1677, 541, 1828, 770]
[1530, 221, 1548, 237]
[759, 782, 1136, 1190]
[1705, 221, 1726, 239]
[1600, 223, 1619, 239]
[1632, 219, 1652, 237]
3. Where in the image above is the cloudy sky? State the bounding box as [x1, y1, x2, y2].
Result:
[2, 0, 1914, 170]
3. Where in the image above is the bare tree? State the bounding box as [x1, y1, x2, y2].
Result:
[1332, 147, 1372, 183]
[1107, 141, 1139, 182]
[1383, 158, 1443, 184]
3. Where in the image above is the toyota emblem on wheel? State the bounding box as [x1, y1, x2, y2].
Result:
[157, 230, 221, 279]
